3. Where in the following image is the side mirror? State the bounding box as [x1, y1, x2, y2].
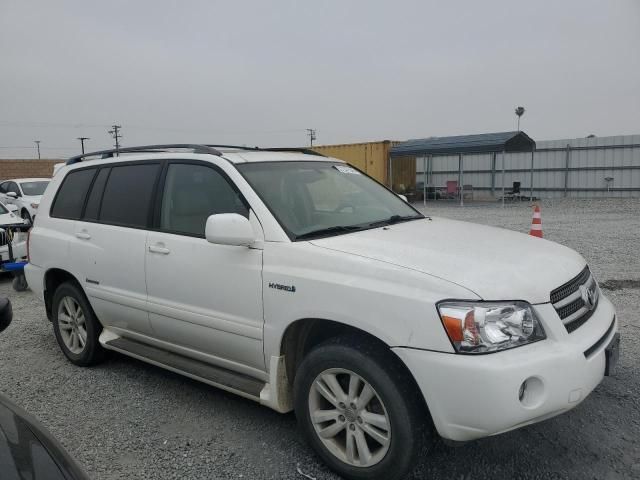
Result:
[205, 213, 256, 247]
[0, 298, 12, 333]
[6, 204, 18, 213]
[398, 194, 408, 202]
[6, 192, 18, 199]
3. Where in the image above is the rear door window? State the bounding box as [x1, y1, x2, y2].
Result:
[99, 163, 160, 228]
[51, 168, 96, 219]
[83, 168, 110, 221]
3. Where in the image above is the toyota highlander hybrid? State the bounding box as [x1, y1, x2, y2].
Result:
[25, 144, 620, 480]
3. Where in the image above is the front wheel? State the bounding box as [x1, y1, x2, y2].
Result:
[21, 209, 32, 224]
[294, 337, 431, 480]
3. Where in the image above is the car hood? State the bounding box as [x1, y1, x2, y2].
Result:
[0, 213, 23, 226]
[21, 195, 42, 203]
[310, 217, 585, 304]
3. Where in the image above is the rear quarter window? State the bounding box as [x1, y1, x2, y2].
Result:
[50, 168, 96, 219]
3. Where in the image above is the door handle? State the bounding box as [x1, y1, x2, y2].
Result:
[148, 244, 170, 255]
[75, 231, 91, 240]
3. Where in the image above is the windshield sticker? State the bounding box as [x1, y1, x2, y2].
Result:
[333, 165, 361, 175]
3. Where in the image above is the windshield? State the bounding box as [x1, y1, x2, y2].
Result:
[237, 161, 423, 240]
[0, 203, 7, 215]
[19, 181, 49, 196]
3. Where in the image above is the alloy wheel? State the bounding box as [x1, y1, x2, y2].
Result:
[308, 368, 391, 468]
[57, 296, 87, 354]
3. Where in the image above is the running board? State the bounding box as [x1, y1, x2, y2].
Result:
[103, 336, 265, 400]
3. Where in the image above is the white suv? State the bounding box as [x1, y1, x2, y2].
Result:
[26, 144, 620, 480]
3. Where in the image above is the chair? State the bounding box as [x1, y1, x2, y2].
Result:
[445, 181, 458, 199]
[504, 182, 521, 201]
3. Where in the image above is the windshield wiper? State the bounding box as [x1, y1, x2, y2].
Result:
[295, 225, 364, 240]
[367, 214, 424, 228]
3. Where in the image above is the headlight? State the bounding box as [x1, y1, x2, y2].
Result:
[30, 203, 39, 209]
[437, 301, 545, 354]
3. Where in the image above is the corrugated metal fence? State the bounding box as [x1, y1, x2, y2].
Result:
[416, 134, 640, 198]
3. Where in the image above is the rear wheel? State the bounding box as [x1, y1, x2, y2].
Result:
[52, 282, 105, 366]
[294, 337, 431, 480]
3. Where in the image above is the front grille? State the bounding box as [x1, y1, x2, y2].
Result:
[550, 267, 591, 304]
[551, 266, 599, 333]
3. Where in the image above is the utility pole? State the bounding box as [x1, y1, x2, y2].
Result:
[34, 140, 41, 159]
[306, 128, 316, 147]
[108, 124, 122, 155]
[77, 137, 90, 154]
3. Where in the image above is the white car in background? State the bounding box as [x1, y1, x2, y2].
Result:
[0, 201, 28, 264]
[0, 178, 51, 224]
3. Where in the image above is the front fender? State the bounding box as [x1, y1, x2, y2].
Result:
[262, 242, 478, 363]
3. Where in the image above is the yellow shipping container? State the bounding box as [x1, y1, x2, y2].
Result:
[311, 140, 413, 189]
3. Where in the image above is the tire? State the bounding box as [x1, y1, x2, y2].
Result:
[21, 209, 32, 224]
[12, 273, 28, 292]
[294, 336, 432, 480]
[52, 282, 105, 366]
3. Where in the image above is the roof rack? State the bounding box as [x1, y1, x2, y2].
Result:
[66, 143, 325, 165]
[66, 144, 223, 165]
[205, 145, 325, 157]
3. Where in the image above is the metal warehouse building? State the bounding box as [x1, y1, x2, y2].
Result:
[414, 134, 640, 199]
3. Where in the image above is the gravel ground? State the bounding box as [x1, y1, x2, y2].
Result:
[0, 198, 638, 480]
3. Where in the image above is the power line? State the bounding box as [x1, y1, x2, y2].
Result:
[108, 125, 122, 155]
[0, 120, 309, 136]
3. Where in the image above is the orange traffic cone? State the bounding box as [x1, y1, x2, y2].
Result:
[529, 205, 543, 238]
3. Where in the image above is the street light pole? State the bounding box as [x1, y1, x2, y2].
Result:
[77, 137, 90, 154]
[34, 140, 41, 159]
[515, 106, 525, 131]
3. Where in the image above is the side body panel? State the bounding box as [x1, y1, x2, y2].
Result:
[71, 221, 152, 335]
[145, 216, 265, 371]
[261, 241, 479, 365]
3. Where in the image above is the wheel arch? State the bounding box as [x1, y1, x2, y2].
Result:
[43, 268, 83, 321]
[279, 318, 430, 415]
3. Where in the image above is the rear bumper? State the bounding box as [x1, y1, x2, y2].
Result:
[24, 263, 45, 302]
[393, 295, 618, 442]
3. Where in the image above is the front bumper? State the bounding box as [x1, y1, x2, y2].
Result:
[393, 295, 618, 442]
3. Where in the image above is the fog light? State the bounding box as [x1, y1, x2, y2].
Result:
[519, 381, 526, 401]
[518, 376, 545, 408]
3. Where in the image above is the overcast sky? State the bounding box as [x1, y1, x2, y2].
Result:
[1, 0, 639, 158]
